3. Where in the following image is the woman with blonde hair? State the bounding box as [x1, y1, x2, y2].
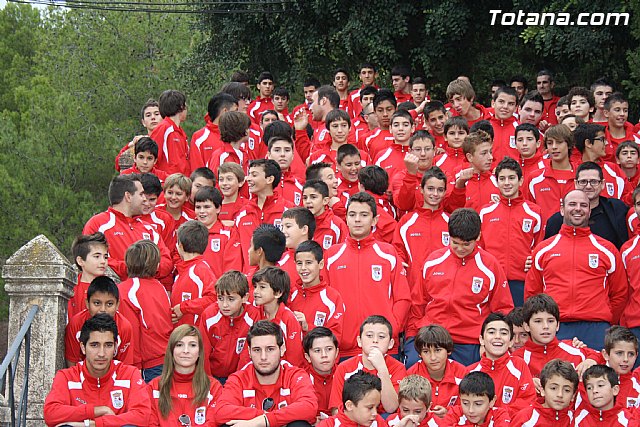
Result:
[148, 325, 222, 426]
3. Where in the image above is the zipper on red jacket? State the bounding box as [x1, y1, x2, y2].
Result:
[555, 410, 559, 420]
[599, 410, 603, 421]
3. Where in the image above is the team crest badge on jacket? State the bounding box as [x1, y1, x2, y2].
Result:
[142, 232, 151, 240]
[606, 182, 615, 196]
[323, 235, 333, 249]
[110, 390, 124, 409]
[314, 311, 327, 327]
[248, 137, 255, 150]
[294, 193, 302, 206]
[471, 277, 483, 294]
[236, 337, 246, 354]
[589, 254, 599, 268]
[211, 238, 220, 252]
[441, 232, 450, 246]
[502, 386, 514, 404]
[522, 219, 532, 233]
[195, 406, 206, 425]
[371, 265, 382, 282]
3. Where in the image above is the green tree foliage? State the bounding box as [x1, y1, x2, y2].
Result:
[191, 0, 634, 103]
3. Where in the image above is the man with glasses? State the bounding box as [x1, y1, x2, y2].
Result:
[574, 123, 625, 200]
[215, 321, 317, 427]
[525, 189, 627, 350]
[544, 164, 629, 249]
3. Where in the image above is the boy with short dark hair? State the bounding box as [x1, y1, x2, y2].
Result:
[616, 140, 640, 206]
[574, 365, 637, 425]
[434, 117, 469, 186]
[510, 359, 578, 426]
[303, 179, 349, 249]
[248, 224, 287, 276]
[247, 71, 275, 124]
[69, 232, 109, 319]
[514, 123, 544, 180]
[188, 166, 216, 210]
[329, 316, 407, 415]
[151, 89, 189, 175]
[170, 220, 218, 327]
[479, 157, 542, 307]
[489, 86, 520, 163]
[317, 371, 387, 427]
[303, 327, 340, 421]
[391, 65, 412, 104]
[567, 86, 595, 123]
[252, 266, 305, 367]
[424, 101, 446, 149]
[406, 325, 467, 416]
[505, 307, 529, 352]
[139, 173, 177, 262]
[591, 78, 614, 124]
[217, 162, 247, 224]
[198, 270, 260, 381]
[65, 276, 133, 367]
[290, 240, 345, 340]
[468, 313, 536, 416]
[279, 207, 316, 285]
[336, 144, 364, 202]
[440, 371, 511, 426]
[348, 63, 379, 120]
[605, 93, 640, 162]
[358, 166, 397, 242]
[268, 135, 305, 206]
[365, 89, 397, 158]
[374, 110, 416, 180]
[208, 110, 251, 174]
[555, 95, 570, 123]
[333, 68, 351, 110]
[409, 208, 513, 366]
[273, 86, 291, 123]
[601, 326, 640, 407]
[512, 294, 599, 378]
[120, 137, 169, 183]
[386, 375, 439, 427]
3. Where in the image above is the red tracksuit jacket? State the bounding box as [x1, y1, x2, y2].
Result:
[118, 277, 173, 369]
[479, 196, 543, 281]
[407, 359, 467, 409]
[313, 208, 349, 250]
[148, 371, 222, 427]
[457, 169, 500, 213]
[207, 143, 250, 174]
[374, 144, 412, 181]
[510, 400, 573, 426]
[409, 246, 514, 341]
[490, 115, 520, 164]
[258, 303, 306, 367]
[274, 170, 305, 206]
[44, 361, 151, 427]
[512, 337, 600, 377]
[289, 279, 346, 343]
[328, 354, 407, 412]
[325, 235, 411, 356]
[572, 403, 639, 426]
[83, 207, 174, 281]
[519, 151, 545, 182]
[317, 410, 388, 427]
[68, 274, 90, 320]
[202, 220, 243, 277]
[605, 121, 640, 162]
[151, 116, 190, 176]
[439, 405, 511, 426]
[305, 363, 336, 419]
[434, 146, 466, 185]
[189, 120, 222, 172]
[364, 128, 394, 159]
[247, 97, 275, 124]
[120, 164, 169, 184]
[214, 361, 318, 426]
[390, 170, 466, 214]
[309, 147, 370, 172]
[524, 163, 576, 226]
[468, 353, 536, 416]
[219, 196, 248, 223]
[171, 256, 217, 327]
[393, 206, 450, 277]
[621, 235, 640, 328]
[141, 209, 177, 258]
[65, 310, 133, 365]
[594, 160, 626, 199]
[198, 303, 260, 378]
[525, 224, 628, 324]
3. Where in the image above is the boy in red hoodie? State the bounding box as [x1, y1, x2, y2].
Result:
[118, 240, 173, 382]
[386, 375, 439, 427]
[303, 180, 349, 249]
[151, 89, 189, 175]
[304, 326, 340, 422]
[290, 240, 345, 341]
[510, 359, 578, 426]
[601, 326, 640, 407]
[68, 232, 108, 319]
[120, 137, 169, 184]
[573, 365, 639, 426]
[170, 220, 217, 327]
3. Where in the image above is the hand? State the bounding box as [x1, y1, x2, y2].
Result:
[94, 406, 115, 417]
[533, 377, 543, 395]
[454, 167, 475, 188]
[404, 152, 420, 175]
[524, 255, 533, 272]
[434, 147, 446, 156]
[366, 347, 388, 374]
[171, 304, 183, 324]
[415, 99, 428, 114]
[431, 405, 447, 418]
[294, 311, 309, 332]
[572, 337, 587, 349]
[577, 359, 598, 380]
[397, 414, 421, 427]
[128, 134, 145, 148]
[538, 120, 550, 132]
[227, 416, 266, 427]
[293, 109, 309, 131]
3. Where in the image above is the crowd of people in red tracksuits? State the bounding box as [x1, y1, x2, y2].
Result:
[42, 66, 640, 426]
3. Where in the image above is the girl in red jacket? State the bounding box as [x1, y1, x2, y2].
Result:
[148, 325, 222, 427]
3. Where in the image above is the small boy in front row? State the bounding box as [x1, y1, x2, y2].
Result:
[317, 371, 388, 427]
[386, 375, 439, 427]
[510, 359, 578, 426]
[599, 326, 640, 409]
[573, 365, 639, 426]
[440, 371, 511, 426]
[329, 315, 407, 415]
[303, 327, 340, 422]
